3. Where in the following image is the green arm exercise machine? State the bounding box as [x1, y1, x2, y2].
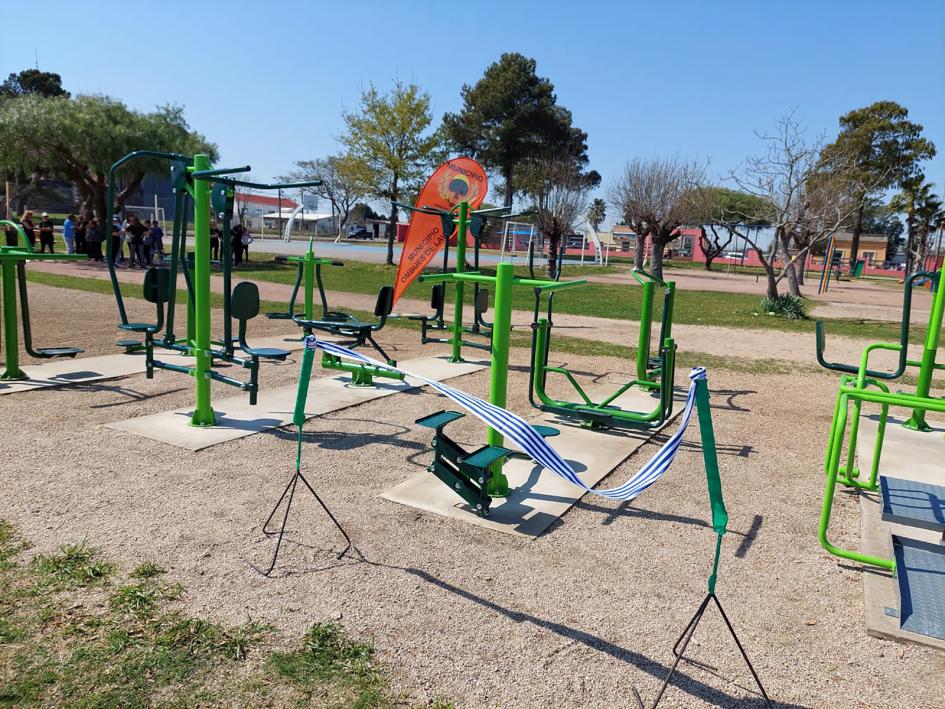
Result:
[529, 268, 678, 429]
[105, 151, 319, 424]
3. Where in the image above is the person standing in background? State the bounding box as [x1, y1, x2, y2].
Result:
[86, 218, 104, 262]
[126, 215, 148, 269]
[209, 219, 221, 261]
[74, 215, 87, 254]
[110, 216, 122, 264]
[230, 222, 244, 266]
[38, 212, 55, 253]
[20, 210, 36, 249]
[148, 218, 165, 264]
[63, 213, 76, 254]
[241, 224, 253, 263]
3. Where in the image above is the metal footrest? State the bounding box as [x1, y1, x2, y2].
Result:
[416, 410, 510, 517]
[893, 535, 945, 640]
[881, 476, 945, 538]
[34, 347, 83, 358]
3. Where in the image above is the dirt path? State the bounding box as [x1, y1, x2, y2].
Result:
[28, 260, 901, 370]
[1, 284, 942, 707]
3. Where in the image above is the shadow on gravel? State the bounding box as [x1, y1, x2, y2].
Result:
[79, 383, 188, 408]
[708, 389, 757, 413]
[363, 560, 800, 708]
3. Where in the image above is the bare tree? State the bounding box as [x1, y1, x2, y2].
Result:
[687, 186, 769, 271]
[730, 112, 871, 298]
[608, 156, 704, 280]
[524, 154, 591, 279]
[279, 154, 367, 235]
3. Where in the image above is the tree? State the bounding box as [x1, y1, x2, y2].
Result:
[689, 186, 769, 270]
[890, 178, 944, 273]
[341, 81, 442, 265]
[820, 101, 935, 269]
[443, 53, 593, 207]
[608, 157, 704, 280]
[0, 69, 69, 98]
[859, 199, 904, 262]
[523, 154, 591, 279]
[0, 94, 216, 222]
[279, 154, 368, 235]
[587, 198, 606, 233]
[731, 112, 869, 298]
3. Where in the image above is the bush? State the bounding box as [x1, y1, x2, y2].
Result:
[760, 294, 807, 320]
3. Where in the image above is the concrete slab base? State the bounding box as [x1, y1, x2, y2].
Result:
[856, 414, 945, 650]
[104, 355, 486, 451]
[382, 385, 683, 538]
[0, 334, 306, 396]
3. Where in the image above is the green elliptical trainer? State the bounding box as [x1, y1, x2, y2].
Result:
[529, 267, 678, 429]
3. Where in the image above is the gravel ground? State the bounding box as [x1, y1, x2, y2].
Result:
[1, 284, 943, 708]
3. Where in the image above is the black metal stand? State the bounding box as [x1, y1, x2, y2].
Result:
[259, 469, 353, 576]
[651, 592, 772, 708]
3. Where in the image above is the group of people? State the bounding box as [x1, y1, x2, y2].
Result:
[5, 210, 254, 267]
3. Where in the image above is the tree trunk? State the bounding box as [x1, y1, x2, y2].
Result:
[633, 229, 646, 270]
[704, 254, 715, 270]
[904, 210, 916, 274]
[848, 203, 864, 271]
[650, 238, 665, 281]
[547, 234, 559, 280]
[503, 158, 514, 208]
[386, 177, 398, 266]
[778, 230, 801, 297]
[764, 266, 779, 299]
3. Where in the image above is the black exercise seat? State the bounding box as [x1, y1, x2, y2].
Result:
[118, 267, 168, 335]
[295, 285, 394, 341]
[405, 282, 446, 322]
[230, 282, 290, 360]
[14, 261, 84, 359]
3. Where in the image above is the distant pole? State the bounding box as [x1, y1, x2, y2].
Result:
[278, 188, 283, 241]
[4, 181, 10, 219]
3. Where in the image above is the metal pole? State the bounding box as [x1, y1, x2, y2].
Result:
[449, 201, 469, 363]
[304, 239, 315, 320]
[486, 261, 513, 496]
[0, 259, 25, 380]
[190, 154, 216, 426]
[903, 259, 945, 431]
[636, 281, 654, 380]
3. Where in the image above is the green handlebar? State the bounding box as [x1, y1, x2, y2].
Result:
[631, 268, 665, 287]
[293, 343, 315, 427]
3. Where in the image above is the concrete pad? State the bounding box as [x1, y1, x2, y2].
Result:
[0, 334, 306, 396]
[104, 356, 486, 451]
[382, 385, 684, 538]
[856, 414, 945, 650]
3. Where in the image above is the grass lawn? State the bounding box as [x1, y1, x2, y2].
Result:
[0, 521, 424, 707]
[228, 257, 912, 342]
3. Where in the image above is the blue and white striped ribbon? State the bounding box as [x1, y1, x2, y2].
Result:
[306, 335, 706, 502]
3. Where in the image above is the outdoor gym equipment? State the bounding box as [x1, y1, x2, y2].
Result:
[420, 251, 586, 497]
[395, 201, 526, 361]
[105, 150, 318, 425]
[0, 220, 86, 380]
[271, 239, 403, 388]
[299, 337, 771, 705]
[815, 267, 945, 569]
[529, 268, 678, 429]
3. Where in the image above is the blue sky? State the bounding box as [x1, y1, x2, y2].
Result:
[3, 0, 943, 220]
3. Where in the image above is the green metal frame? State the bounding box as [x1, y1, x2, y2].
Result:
[0, 220, 87, 380]
[528, 269, 678, 429]
[816, 267, 945, 568]
[105, 151, 320, 425]
[421, 261, 586, 496]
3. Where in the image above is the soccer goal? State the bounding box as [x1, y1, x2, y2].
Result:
[499, 221, 536, 260]
[124, 205, 167, 233]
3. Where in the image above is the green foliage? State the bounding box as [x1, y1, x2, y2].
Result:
[760, 294, 808, 320]
[587, 198, 607, 231]
[0, 69, 69, 98]
[129, 561, 166, 579]
[821, 101, 935, 195]
[0, 93, 217, 216]
[0, 521, 399, 706]
[442, 53, 592, 205]
[690, 186, 771, 226]
[341, 81, 441, 206]
[269, 622, 387, 705]
[279, 154, 369, 231]
[30, 541, 115, 589]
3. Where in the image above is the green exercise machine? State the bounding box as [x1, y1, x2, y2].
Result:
[0, 220, 86, 380]
[529, 268, 678, 429]
[106, 150, 319, 425]
[395, 201, 539, 362]
[267, 239, 402, 388]
[816, 268, 944, 569]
